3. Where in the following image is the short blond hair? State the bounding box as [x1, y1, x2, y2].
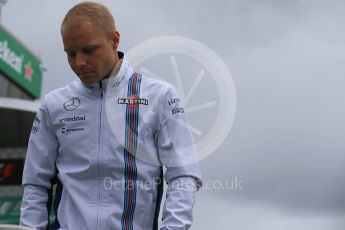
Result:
[61, 1, 116, 37]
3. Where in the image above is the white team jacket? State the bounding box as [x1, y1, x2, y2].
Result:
[20, 54, 202, 230]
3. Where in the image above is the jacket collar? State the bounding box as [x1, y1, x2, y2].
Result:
[81, 52, 134, 96]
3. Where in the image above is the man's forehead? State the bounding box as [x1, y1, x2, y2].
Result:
[62, 16, 94, 28]
[61, 20, 107, 41]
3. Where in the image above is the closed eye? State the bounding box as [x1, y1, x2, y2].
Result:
[82, 45, 99, 55]
[65, 50, 76, 58]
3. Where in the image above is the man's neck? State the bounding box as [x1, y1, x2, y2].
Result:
[102, 53, 122, 80]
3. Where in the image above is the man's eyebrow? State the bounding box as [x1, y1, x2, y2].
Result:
[63, 44, 99, 51]
[82, 44, 100, 49]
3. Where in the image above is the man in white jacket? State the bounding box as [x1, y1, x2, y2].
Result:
[20, 2, 202, 230]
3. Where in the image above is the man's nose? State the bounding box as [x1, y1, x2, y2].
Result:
[75, 53, 87, 67]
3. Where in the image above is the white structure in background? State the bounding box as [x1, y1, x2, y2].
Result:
[0, 0, 8, 21]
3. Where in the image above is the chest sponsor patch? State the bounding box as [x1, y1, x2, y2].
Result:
[58, 115, 86, 123]
[117, 96, 148, 108]
[63, 98, 80, 111]
[61, 126, 85, 134]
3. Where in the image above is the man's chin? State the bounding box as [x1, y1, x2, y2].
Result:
[81, 80, 98, 87]
[78, 75, 98, 86]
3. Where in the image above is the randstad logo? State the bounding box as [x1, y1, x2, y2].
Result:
[118, 95, 148, 108]
[59, 116, 86, 123]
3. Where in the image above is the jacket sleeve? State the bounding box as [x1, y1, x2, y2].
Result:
[155, 85, 203, 230]
[20, 98, 58, 230]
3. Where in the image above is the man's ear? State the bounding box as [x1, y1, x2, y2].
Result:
[112, 31, 120, 48]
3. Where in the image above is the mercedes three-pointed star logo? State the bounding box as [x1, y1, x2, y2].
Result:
[63, 98, 81, 111]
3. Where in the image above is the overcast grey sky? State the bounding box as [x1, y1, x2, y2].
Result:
[2, 0, 345, 229]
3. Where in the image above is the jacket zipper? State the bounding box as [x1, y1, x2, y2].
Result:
[96, 80, 104, 229]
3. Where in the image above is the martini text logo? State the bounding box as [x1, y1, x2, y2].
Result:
[118, 96, 148, 108]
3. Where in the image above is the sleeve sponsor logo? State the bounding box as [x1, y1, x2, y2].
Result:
[31, 126, 39, 134]
[168, 98, 181, 106]
[118, 96, 149, 108]
[172, 107, 184, 115]
[63, 98, 81, 111]
[31, 112, 41, 134]
[31, 111, 41, 134]
[168, 98, 184, 115]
